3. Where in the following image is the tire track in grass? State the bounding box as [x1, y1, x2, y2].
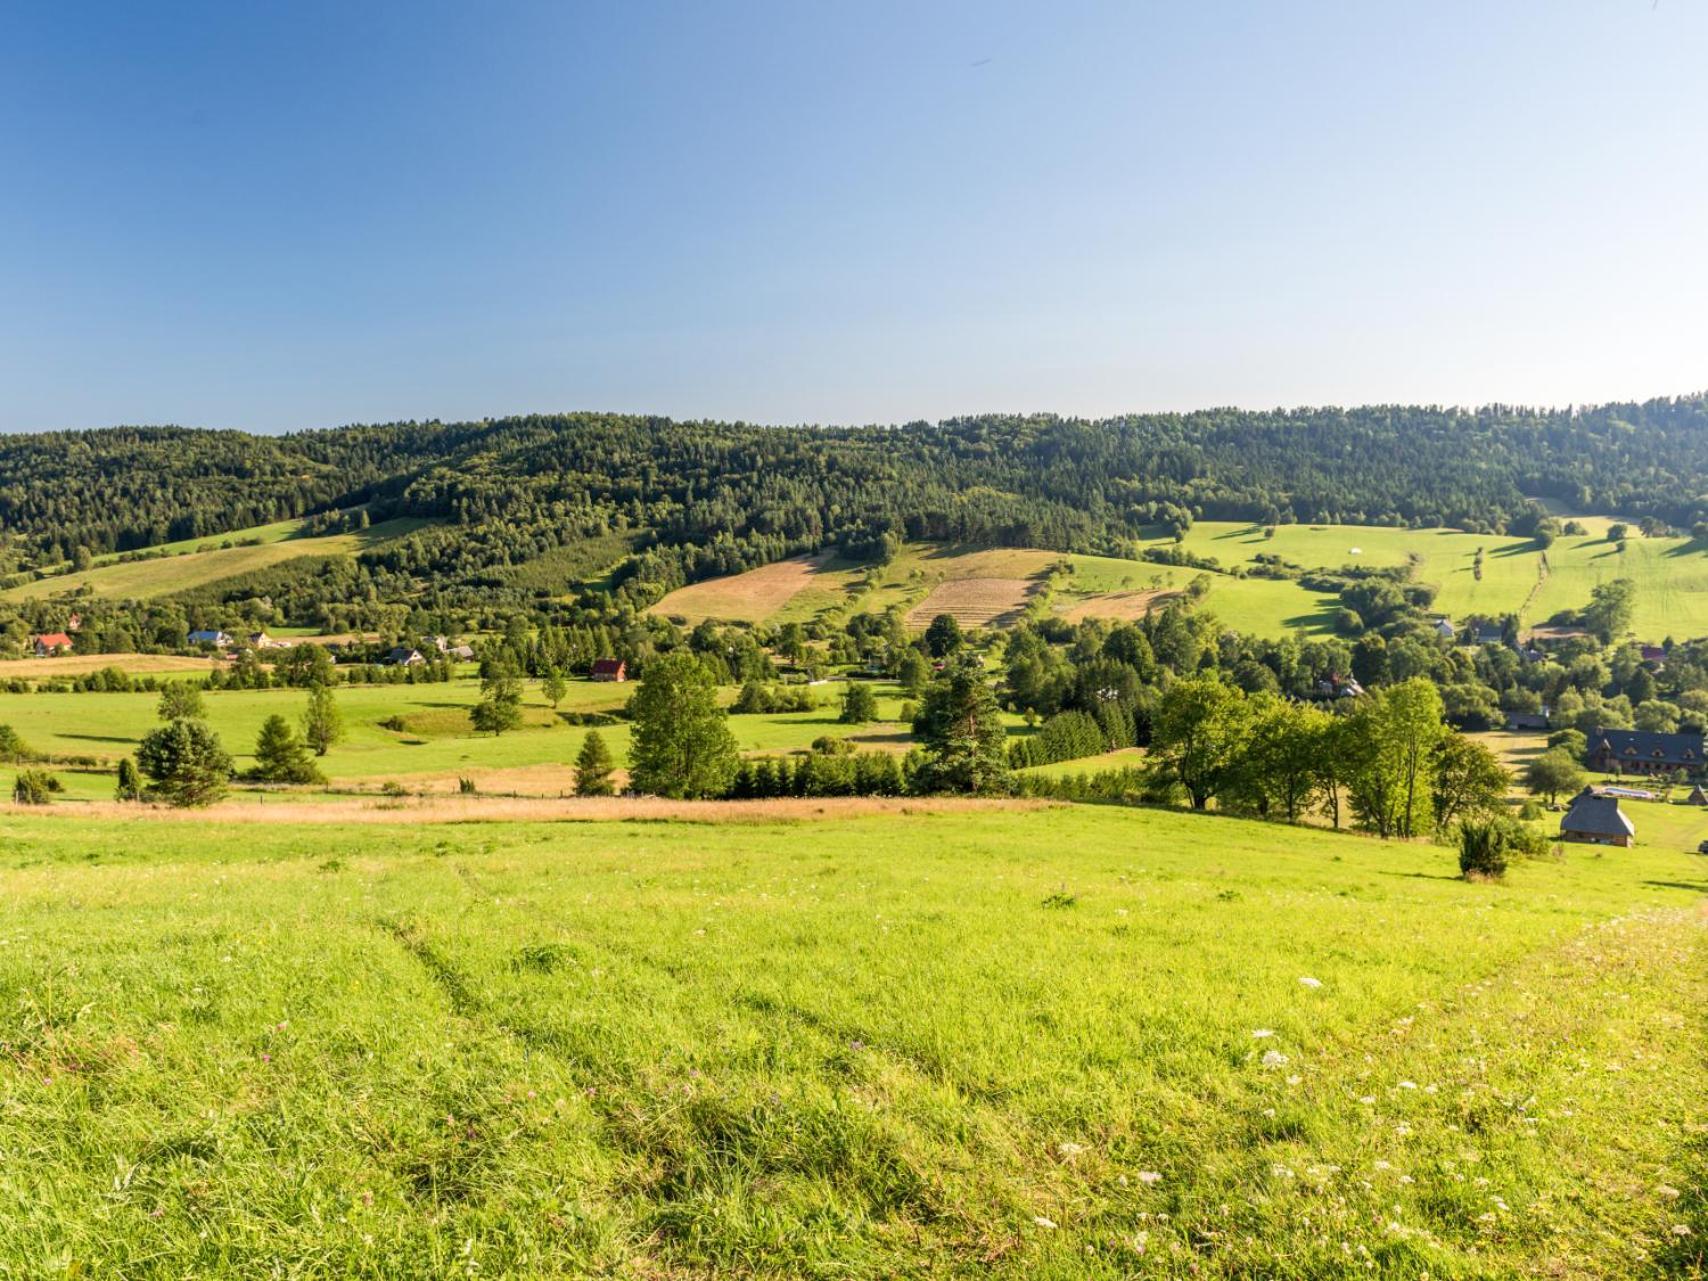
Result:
[432, 863, 1063, 1265]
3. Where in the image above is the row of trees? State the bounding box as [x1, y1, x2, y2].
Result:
[1147, 675, 1508, 837]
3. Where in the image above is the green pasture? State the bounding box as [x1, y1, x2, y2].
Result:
[0, 678, 918, 795]
[4, 516, 432, 603]
[1, 804, 1704, 1277]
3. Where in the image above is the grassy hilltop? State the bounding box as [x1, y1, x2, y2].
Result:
[2, 804, 1705, 1277]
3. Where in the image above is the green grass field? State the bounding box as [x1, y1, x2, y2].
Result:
[1131, 519, 1708, 642]
[4, 516, 432, 602]
[0, 677, 919, 800]
[3, 803, 1705, 1277]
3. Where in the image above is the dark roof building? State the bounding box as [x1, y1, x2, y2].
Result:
[385, 646, 426, 666]
[1587, 728, 1706, 776]
[1560, 788, 1636, 847]
[590, 658, 627, 682]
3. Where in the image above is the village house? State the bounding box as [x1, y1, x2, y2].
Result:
[1640, 644, 1668, 667]
[187, 628, 233, 648]
[1586, 727, 1706, 777]
[385, 646, 427, 667]
[590, 658, 627, 682]
[1559, 787, 1636, 847]
[31, 631, 74, 657]
[1686, 784, 1708, 807]
[248, 631, 287, 649]
[1505, 708, 1550, 733]
[447, 644, 475, 660]
[1432, 618, 1455, 640]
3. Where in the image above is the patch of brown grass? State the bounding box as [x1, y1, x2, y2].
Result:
[647, 554, 834, 624]
[1058, 588, 1182, 623]
[905, 578, 1038, 629]
[8, 795, 1059, 825]
[0, 653, 223, 678]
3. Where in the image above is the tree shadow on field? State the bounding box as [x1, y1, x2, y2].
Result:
[58, 732, 136, 745]
[1375, 870, 1461, 882]
[1641, 880, 1708, 894]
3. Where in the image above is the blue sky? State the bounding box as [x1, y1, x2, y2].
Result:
[3, 1, 1705, 432]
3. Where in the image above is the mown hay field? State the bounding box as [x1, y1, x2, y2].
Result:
[2, 804, 1706, 1277]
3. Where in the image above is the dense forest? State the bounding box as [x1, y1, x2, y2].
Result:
[5, 396, 1708, 632]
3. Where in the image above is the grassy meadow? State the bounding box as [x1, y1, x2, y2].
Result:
[2, 803, 1705, 1277]
[3, 516, 431, 603]
[0, 676, 922, 801]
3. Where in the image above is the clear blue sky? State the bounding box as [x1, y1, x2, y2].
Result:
[3, 1, 1705, 433]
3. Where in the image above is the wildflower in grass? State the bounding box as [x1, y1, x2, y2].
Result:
[1659, 1184, 1681, 1199]
[1261, 1049, 1288, 1068]
[1397, 1080, 1417, 1090]
[1299, 976, 1322, 989]
[1057, 1142, 1085, 1159]
[1252, 1028, 1275, 1038]
[1033, 1216, 1057, 1230]
[1672, 1224, 1692, 1237]
[1286, 1074, 1302, 1085]
[1359, 1095, 1375, 1104]
[1136, 1170, 1162, 1184]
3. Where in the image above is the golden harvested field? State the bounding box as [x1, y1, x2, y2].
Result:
[1058, 587, 1181, 622]
[905, 576, 1039, 628]
[0, 653, 224, 678]
[647, 553, 833, 623]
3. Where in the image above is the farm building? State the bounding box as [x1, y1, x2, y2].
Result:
[1433, 618, 1455, 640]
[1586, 727, 1705, 777]
[31, 631, 74, 657]
[385, 647, 427, 667]
[1687, 784, 1708, 806]
[591, 658, 627, 682]
[188, 629, 233, 648]
[248, 631, 287, 649]
[1505, 709, 1550, 732]
[1559, 788, 1636, 847]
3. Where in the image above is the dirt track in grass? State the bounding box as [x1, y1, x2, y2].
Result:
[3, 794, 1058, 825]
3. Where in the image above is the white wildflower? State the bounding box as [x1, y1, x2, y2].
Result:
[1033, 1216, 1057, 1230]
[1299, 976, 1323, 989]
[1136, 1170, 1162, 1185]
[1262, 1049, 1289, 1068]
[1252, 1028, 1276, 1039]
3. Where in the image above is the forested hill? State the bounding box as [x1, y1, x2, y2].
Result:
[5, 396, 1708, 583]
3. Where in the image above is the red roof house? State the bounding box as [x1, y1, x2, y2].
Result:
[590, 658, 627, 682]
[32, 632, 74, 657]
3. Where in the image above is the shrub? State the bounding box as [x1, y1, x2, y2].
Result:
[12, 769, 58, 805]
[1457, 819, 1509, 880]
[1457, 815, 1550, 880]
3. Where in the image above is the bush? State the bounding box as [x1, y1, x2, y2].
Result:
[1457, 818, 1509, 880]
[1457, 815, 1551, 880]
[11, 769, 59, 805]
